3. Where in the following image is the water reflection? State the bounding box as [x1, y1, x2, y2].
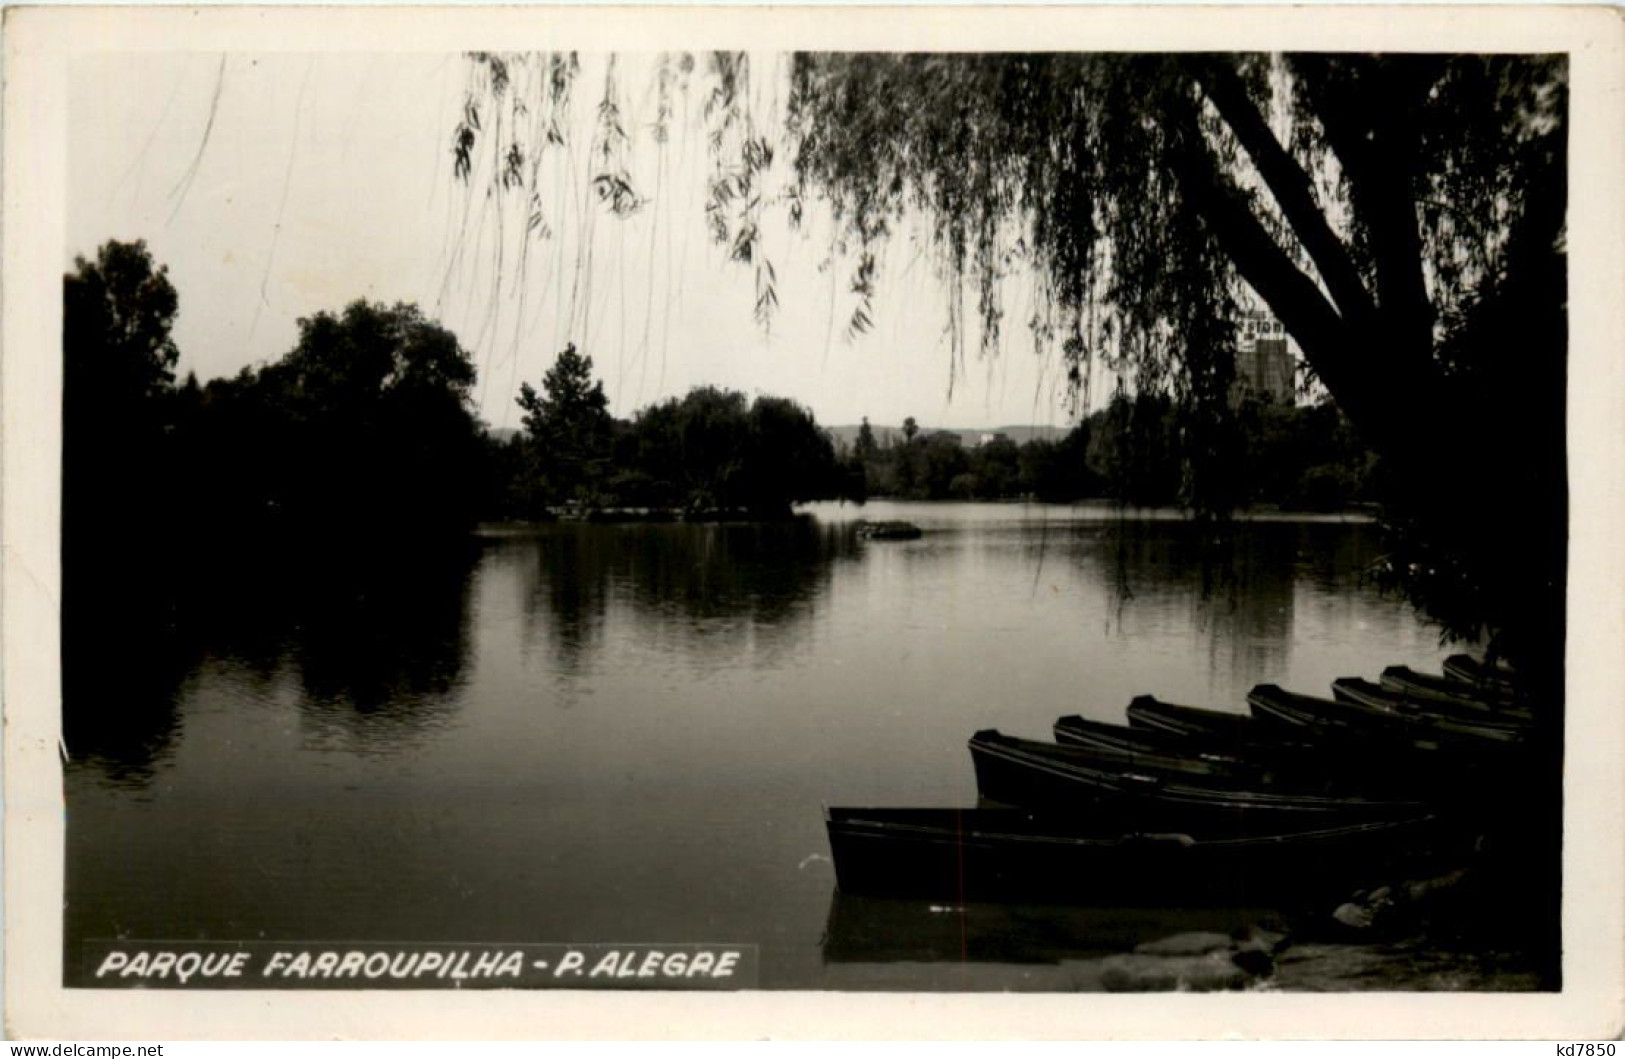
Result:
[509, 527, 612, 674]
[61, 613, 189, 787]
[64, 537, 480, 782]
[990, 516, 1302, 696]
[61, 541, 207, 785]
[283, 545, 476, 752]
[506, 518, 862, 675]
[63, 512, 1396, 788]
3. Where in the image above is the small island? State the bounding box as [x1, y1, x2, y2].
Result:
[855, 520, 923, 541]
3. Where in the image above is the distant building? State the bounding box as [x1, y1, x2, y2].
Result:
[975, 431, 1011, 448]
[1232, 311, 1296, 406]
[927, 430, 963, 447]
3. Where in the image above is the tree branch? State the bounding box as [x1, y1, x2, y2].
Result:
[1297, 57, 1437, 361]
[1192, 57, 1377, 329]
[1163, 102, 1406, 452]
[1361, 65, 1436, 357]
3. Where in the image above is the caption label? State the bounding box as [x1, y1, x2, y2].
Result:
[82, 940, 758, 989]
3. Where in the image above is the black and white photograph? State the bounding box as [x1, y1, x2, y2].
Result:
[4, 3, 1623, 1040]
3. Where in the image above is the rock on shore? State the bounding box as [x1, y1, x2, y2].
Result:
[1096, 927, 1290, 992]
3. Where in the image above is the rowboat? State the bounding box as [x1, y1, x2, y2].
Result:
[1331, 678, 1533, 737]
[824, 806, 1448, 904]
[1054, 715, 1253, 766]
[1250, 683, 1523, 751]
[1123, 696, 1335, 759]
[1380, 665, 1530, 717]
[968, 730, 1428, 823]
[1124, 696, 1266, 741]
[1054, 713, 1466, 796]
[1442, 654, 1519, 692]
[1005, 726, 1246, 781]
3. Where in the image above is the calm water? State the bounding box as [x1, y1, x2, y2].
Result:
[64, 501, 1458, 989]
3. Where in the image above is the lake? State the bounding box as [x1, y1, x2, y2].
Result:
[63, 500, 1460, 990]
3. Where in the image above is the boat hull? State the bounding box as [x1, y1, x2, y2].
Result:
[1054, 715, 1251, 766]
[1053, 713, 1467, 797]
[1248, 683, 1489, 751]
[1442, 654, 1519, 693]
[968, 730, 1427, 826]
[1123, 697, 1269, 742]
[1331, 678, 1531, 742]
[1380, 666, 1533, 719]
[825, 807, 1448, 904]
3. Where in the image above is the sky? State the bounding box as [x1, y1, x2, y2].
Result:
[69, 51, 1089, 432]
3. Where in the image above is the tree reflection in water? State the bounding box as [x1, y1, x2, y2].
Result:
[506, 517, 863, 676]
[63, 535, 481, 781]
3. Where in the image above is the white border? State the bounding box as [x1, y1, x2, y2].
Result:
[5, 5, 1623, 1040]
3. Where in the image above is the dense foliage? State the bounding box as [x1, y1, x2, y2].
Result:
[61, 241, 190, 766]
[613, 387, 850, 517]
[64, 247, 489, 545]
[62, 240, 182, 545]
[499, 346, 853, 517]
[853, 395, 1370, 509]
[63, 243, 854, 536]
[178, 301, 488, 534]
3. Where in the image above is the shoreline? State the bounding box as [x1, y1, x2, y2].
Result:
[473, 498, 1380, 535]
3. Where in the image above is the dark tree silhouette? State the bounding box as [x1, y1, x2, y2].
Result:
[212, 300, 485, 534]
[741, 395, 845, 516]
[517, 343, 614, 507]
[625, 387, 846, 516]
[61, 240, 189, 778]
[855, 417, 878, 461]
[62, 239, 181, 539]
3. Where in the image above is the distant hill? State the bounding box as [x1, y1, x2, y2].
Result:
[488, 421, 1072, 449]
[825, 424, 1071, 449]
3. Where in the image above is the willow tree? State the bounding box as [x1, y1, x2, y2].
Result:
[454, 52, 1567, 691]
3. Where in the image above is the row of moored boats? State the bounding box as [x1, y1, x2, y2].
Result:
[825, 655, 1538, 907]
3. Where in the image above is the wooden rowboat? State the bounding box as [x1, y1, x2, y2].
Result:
[825, 806, 1449, 904]
[1054, 715, 1252, 766]
[968, 730, 1428, 824]
[1251, 683, 1522, 750]
[1053, 713, 1480, 796]
[1331, 678, 1533, 736]
[1380, 665, 1530, 717]
[1442, 653, 1519, 692]
[1124, 696, 1264, 741]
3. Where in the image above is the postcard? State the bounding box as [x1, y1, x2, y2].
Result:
[4, 3, 1622, 1040]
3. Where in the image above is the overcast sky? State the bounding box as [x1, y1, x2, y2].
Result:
[69, 52, 1087, 431]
